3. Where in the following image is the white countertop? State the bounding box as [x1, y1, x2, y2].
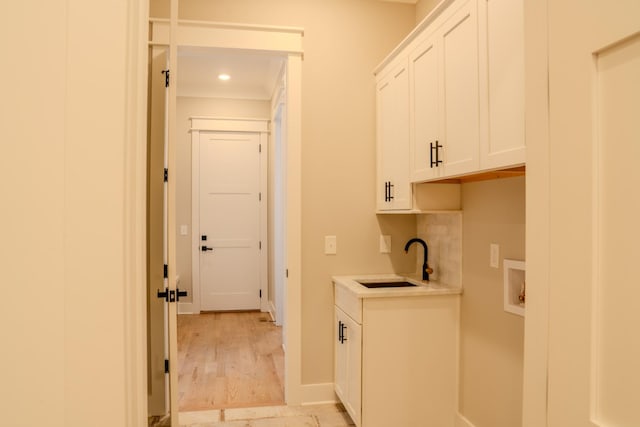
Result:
[332, 274, 462, 299]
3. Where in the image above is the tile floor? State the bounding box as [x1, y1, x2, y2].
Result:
[176, 403, 355, 427]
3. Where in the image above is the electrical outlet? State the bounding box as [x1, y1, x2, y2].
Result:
[380, 235, 391, 253]
[490, 243, 500, 268]
[325, 235, 337, 255]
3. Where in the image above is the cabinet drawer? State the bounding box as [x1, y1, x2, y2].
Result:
[335, 284, 362, 324]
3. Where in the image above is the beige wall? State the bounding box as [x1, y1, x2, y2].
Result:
[150, 0, 170, 18]
[175, 97, 271, 303]
[176, 0, 417, 385]
[415, 0, 440, 23]
[459, 176, 525, 427]
[161, 3, 527, 415]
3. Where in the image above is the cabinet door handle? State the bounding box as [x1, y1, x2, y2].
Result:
[384, 181, 394, 202]
[338, 320, 343, 342]
[430, 141, 443, 168]
[430, 142, 434, 167]
[341, 323, 348, 343]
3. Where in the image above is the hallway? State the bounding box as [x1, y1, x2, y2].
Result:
[178, 311, 285, 411]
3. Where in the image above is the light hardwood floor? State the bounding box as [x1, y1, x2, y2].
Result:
[177, 311, 285, 411]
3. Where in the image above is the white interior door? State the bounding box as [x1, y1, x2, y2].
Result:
[199, 131, 262, 311]
[147, 45, 170, 418]
[542, 1, 640, 426]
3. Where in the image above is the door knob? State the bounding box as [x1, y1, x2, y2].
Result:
[201, 245, 213, 252]
[176, 288, 188, 301]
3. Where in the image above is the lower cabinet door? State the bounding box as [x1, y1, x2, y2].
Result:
[335, 307, 362, 426]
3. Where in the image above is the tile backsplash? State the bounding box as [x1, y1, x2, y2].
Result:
[417, 213, 462, 288]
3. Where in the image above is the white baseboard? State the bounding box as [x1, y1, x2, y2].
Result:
[456, 412, 476, 427]
[300, 383, 337, 405]
[178, 302, 196, 314]
[268, 300, 277, 322]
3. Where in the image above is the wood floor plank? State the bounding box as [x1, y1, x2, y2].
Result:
[177, 311, 284, 411]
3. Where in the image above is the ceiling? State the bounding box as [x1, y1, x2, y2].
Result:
[177, 46, 285, 100]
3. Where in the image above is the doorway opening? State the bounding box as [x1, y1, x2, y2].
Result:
[176, 47, 287, 412]
[147, 18, 303, 423]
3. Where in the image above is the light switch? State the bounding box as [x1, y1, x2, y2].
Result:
[490, 243, 500, 268]
[325, 235, 337, 255]
[380, 235, 391, 253]
[180, 225, 188, 236]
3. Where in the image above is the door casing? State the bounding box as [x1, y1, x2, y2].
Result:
[188, 118, 269, 314]
[148, 17, 305, 420]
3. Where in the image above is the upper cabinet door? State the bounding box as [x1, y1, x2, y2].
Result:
[410, 35, 441, 182]
[409, 0, 480, 183]
[438, 0, 480, 177]
[376, 59, 412, 211]
[478, 0, 525, 169]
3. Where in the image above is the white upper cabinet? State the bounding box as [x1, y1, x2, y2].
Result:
[410, 0, 480, 182]
[376, 58, 412, 211]
[478, 0, 525, 169]
[376, 0, 525, 194]
[439, 1, 480, 176]
[409, 34, 440, 181]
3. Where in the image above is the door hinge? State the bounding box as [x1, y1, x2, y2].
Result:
[161, 69, 170, 87]
[286, 269, 289, 278]
[259, 192, 262, 201]
[259, 144, 262, 153]
[163, 168, 168, 182]
[163, 264, 168, 279]
[164, 359, 169, 374]
[259, 241, 262, 250]
[259, 289, 262, 298]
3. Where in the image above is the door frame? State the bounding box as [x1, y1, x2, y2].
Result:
[271, 81, 286, 326]
[188, 118, 269, 314]
[149, 17, 305, 412]
[522, 0, 550, 425]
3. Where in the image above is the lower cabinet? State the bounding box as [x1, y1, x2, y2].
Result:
[334, 307, 362, 426]
[334, 294, 460, 427]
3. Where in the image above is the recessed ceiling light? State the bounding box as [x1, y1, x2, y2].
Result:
[218, 74, 231, 81]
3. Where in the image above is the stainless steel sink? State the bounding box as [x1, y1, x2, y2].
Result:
[356, 281, 417, 289]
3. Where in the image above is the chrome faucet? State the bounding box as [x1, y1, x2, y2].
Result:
[404, 238, 434, 281]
